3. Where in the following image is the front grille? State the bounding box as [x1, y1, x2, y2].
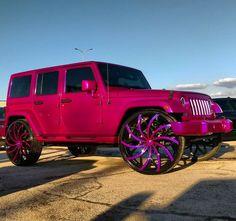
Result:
[189, 99, 211, 116]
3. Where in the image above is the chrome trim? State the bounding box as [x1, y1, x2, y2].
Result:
[190, 98, 212, 116]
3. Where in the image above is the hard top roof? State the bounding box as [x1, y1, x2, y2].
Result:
[11, 61, 141, 77]
[11, 61, 101, 76]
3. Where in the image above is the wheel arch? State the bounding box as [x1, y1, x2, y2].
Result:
[116, 107, 183, 136]
[116, 107, 163, 136]
[6, 113, 43, 136]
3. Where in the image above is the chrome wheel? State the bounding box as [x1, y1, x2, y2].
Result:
[184, 135, 221, 161]
[119, 110, 185, 174]
[6, 120, 42, 166]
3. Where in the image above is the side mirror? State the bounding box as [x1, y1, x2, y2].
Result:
[82, 80, 97, 93]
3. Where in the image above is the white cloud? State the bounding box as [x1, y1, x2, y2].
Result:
[210, 90, 236, 98]
[213, 77, 236, 88]
[175, 83, 208, 90]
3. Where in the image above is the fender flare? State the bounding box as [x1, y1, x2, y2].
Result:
[5, 111, 43, 136]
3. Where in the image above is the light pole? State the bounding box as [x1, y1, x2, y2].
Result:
[74, 48, 93, 61]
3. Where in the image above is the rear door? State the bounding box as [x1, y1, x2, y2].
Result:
[33, 70, 61, 135]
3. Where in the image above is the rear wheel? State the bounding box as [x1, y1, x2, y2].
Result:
[5, 119, 42, 166]
[119, 109, 185, 174]
[68, 145, 97, 157]
[183, 135, 222, 161]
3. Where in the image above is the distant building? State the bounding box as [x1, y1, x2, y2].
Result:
[0, 100, 6, 107]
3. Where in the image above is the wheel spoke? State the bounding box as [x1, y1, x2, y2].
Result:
[121, 141, 145, 149]
[13, 123, 19, 140]
[146, 114, 158, 138]
[126, 146, 148, 160]
[6, 139, 17, 147]
[137, 114, 147, 138]
[151, 124, 171, 138]
[154, 142, 174, 161]
[21, 146, 28, 156]
[17, 124, 24, 139]
[12, 147, 22, 162]
[153, 136, 179, 145]
[22, 140, 31, 149]
[7, 147, 18, 154]
[153, 146, 161, 172]
[20, 132, 30, 140]
[139, 147, 152, 171]
[7, 129, 18, 143]
[125, 124, 145, 142]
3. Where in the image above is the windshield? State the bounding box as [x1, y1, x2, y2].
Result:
[98, 63, 151, 89]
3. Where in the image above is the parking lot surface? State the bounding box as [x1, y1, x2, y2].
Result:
[0, 142, 236, 221]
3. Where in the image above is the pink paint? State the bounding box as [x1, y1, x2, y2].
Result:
[5, 61, 232, 143]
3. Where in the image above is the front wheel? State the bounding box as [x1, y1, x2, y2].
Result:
[119, 110, 185, 175]
[5, 119, 42, 166]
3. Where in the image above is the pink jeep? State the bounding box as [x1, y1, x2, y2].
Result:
[4, 61, 233, 174]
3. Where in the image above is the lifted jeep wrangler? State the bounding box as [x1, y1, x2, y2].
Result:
[4, 61, 233, 174]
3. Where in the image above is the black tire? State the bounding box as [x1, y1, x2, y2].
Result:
[5, 119, 42, 166]
[68, 145, 97, 157]
[119, 109, 185, 175]
[183, 135, 222, 161]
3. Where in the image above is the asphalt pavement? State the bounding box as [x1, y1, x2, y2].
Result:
[0, 142, 236, 221]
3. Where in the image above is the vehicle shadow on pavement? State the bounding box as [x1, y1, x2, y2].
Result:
[0, 146, 129, 200]
[91, 192, 154, 221]
[0, 155, 97, 198]
[91, 179, 236, 221]
[0, 159, 130, 220]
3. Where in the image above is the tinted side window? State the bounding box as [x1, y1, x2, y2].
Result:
[215, 100, 232, 111]
[0, 107, 5, 119]
[66, 67, 95, 93]
[36, 71, 59, 95]
[230, 99, 236, 110]
[10, 75, 31, 98]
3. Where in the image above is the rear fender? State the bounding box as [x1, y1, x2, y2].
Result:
[5, 111, 43, 136]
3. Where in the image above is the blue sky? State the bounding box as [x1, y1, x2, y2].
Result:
[0, 0, 236, 100]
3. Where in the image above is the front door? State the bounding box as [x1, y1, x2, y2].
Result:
[60, 66, 102, 138]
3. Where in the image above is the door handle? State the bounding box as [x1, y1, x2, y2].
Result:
[34, 101, 44, 105]
[61, 99, 72, 103]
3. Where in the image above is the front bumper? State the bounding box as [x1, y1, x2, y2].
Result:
[171, 118, 233, 136]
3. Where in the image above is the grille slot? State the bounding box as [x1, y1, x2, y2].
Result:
[189, 99, 211, 116]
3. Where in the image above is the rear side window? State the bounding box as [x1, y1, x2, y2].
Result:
[36, 71, 59, 95]
[0, 107, 5, 119]
[10, 75, 31, 98]
[66, 67, 95, 93]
